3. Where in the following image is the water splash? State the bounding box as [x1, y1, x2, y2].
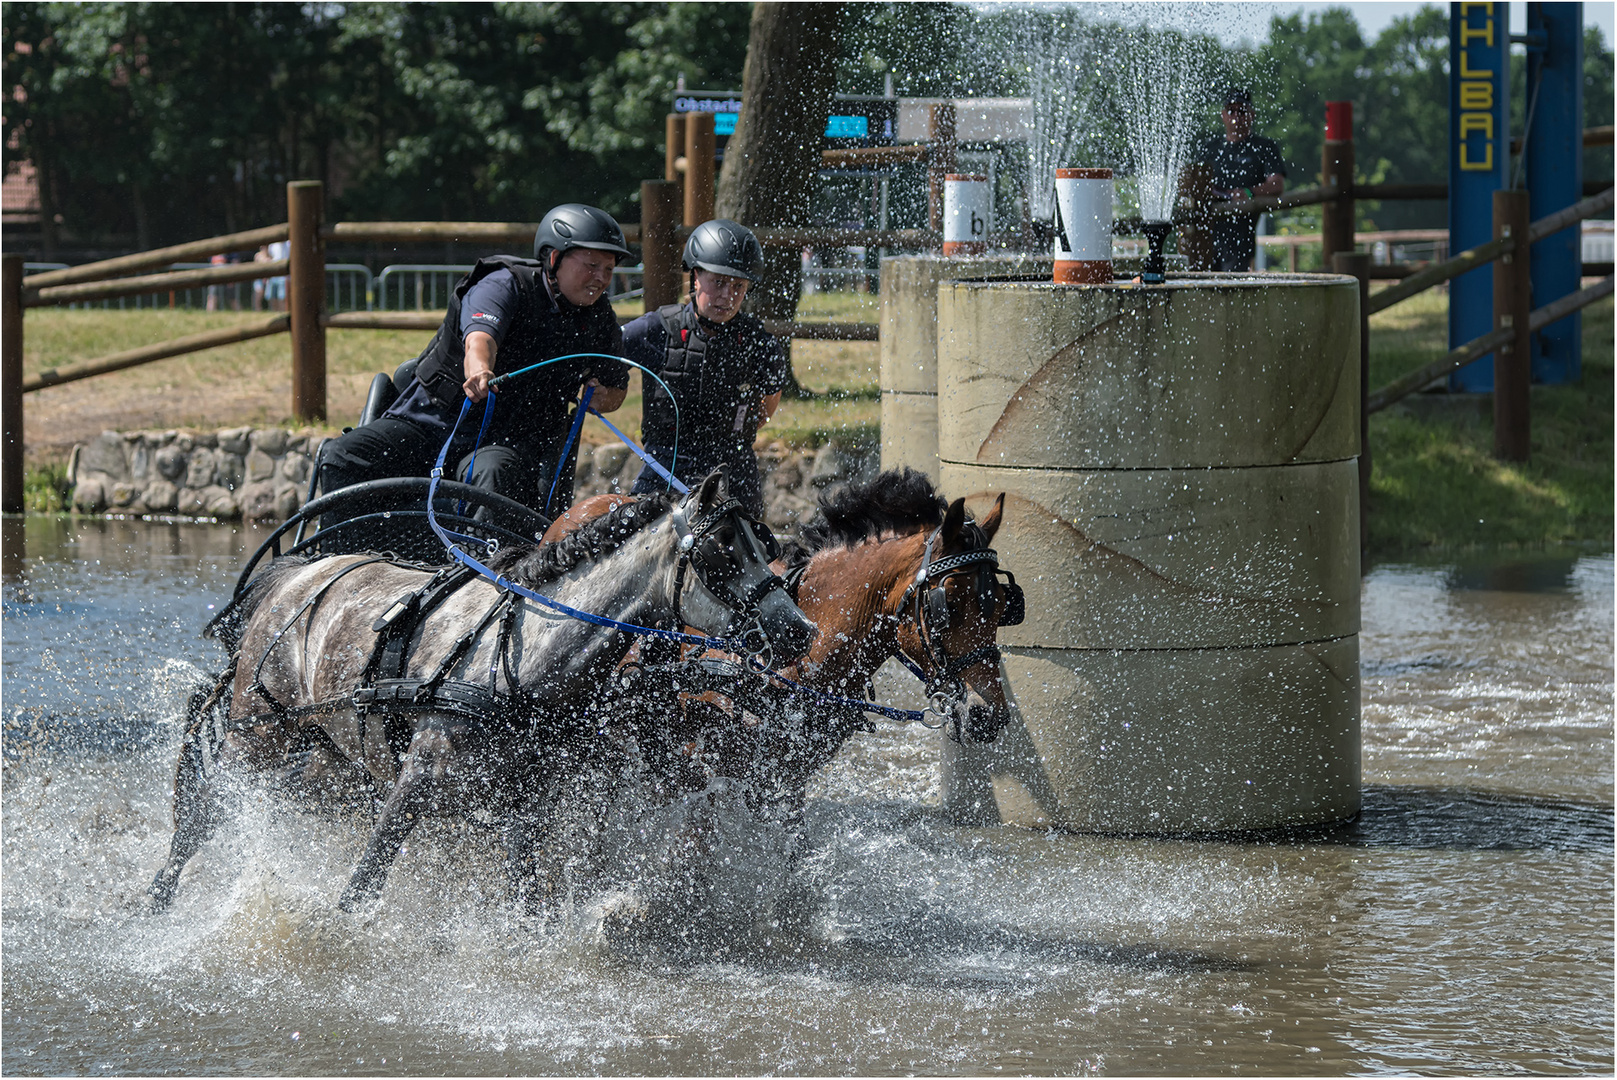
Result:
[1111, 25, 1221, 223]
[1013, 12, 1104, 222]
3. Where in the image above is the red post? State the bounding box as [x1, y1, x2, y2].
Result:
[2, 255, 23, 514]
[1321, 101, 1355, 267]
[1493, 189, 1532, 461]
[287, 180, 326, 422]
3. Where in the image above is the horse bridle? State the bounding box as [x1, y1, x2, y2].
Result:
[896, 522, 1025, 715]
[671, 495, 790, 666]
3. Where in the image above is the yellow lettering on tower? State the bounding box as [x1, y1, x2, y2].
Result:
[1459, 18, 1495, 47]
[1458, 113, 1494, 139]
[1459, 81, 1494, 110]
[1458, 52, 1491, 78]
[1460, 142, 1494, 172]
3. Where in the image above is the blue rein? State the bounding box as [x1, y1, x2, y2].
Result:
[424, 354, 938, 726]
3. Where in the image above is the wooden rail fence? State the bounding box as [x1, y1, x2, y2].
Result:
[3, 120, 1612, 511]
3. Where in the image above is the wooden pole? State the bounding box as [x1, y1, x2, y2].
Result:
[1333, 251, 1372, 562]
[666, 113, 688, 224]
[641, 179, 683, 312]
[684, 112, 716, 227]
[287, 180, 326, 422]
[927, 102, 957, 235]
[1493, 188, 1533, 462]
[1320, 101, 1355, 267]
[2, 255, 23, 514]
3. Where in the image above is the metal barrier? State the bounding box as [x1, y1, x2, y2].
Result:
[24, 261, 373, 312]
[375, 265, 470, 311]
[326, 264, 374, 312]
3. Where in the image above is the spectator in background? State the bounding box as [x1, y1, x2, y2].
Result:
[252, 245, 271, 310]
[265, 239, 290, 310]
[206, 253, 226, 311]
[1197, 87, 1286, 272]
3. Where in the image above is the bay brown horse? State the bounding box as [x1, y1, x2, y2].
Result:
[544, 468, 1018, 826]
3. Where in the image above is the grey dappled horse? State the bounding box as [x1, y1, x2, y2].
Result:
[146, 470, 816, 914]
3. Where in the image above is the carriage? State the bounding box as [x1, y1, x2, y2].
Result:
[148, 361, 1020, 919]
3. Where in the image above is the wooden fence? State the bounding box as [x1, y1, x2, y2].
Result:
[3, 115, 1613, 512]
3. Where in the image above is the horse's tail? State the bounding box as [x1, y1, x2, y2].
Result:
[204, 555, 313, 651]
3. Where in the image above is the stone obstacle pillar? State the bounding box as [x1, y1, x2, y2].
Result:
[937, 274, 1363, 833]
[878, 254, 1052, 484]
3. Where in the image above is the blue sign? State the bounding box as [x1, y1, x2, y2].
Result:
[824, 115, 869, 139]
[1448, 1, 1510, 392]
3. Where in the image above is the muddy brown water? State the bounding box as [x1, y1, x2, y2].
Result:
[2, 516, 1610, 1075]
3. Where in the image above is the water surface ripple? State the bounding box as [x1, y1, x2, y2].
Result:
[3, 519, 1610, 1075]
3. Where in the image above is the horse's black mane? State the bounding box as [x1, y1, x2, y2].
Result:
[487, 493, 675, 587]
[784, 467, 950, 567]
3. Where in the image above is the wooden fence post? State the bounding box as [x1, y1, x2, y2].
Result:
[684, 112, 716, 227]
[927, 102, 957, 235]
[1321, 101, 1355, 267]
[1333, 250, 1372, 562]
[641, 179, 683, 312]
[666, 113, 688, 225]
[1493, 188, 1533, 461]
[287, 180, 326, 422]
[2, 255, 23, 514]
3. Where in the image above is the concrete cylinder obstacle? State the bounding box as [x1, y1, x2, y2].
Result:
[1052, 168, 1113, 284]
[878, 253, 1053, 483]
[942, 174, 991, 256]
[935, 274, 1363, 833]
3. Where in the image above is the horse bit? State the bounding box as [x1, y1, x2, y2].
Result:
[897, 523, 1026, 720]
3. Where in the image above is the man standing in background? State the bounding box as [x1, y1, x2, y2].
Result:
[1198, 87, 1287, 272]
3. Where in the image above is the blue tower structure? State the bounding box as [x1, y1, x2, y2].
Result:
[1448, 2, 1511, 392]
[1524, 2, 1584, 384]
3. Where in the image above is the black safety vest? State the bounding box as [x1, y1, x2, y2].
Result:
[640, 304, 775, 459]
[412, 256, 620, 440]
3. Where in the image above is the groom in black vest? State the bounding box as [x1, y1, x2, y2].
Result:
[620, 219, 788, 516]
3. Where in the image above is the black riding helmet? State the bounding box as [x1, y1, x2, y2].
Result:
[533, 203, 633, 270]
[683, 219, 766, 284]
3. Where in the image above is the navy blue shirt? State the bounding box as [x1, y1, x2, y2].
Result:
[386, 266, 628, 444]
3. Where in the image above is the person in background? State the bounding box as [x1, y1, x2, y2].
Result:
[264, 239, 290, 311]
[318, 203, 631, 518]
[1198, 87, 1287, 272]
[251, 245, 272, 310]
[620, 219, 788, 516]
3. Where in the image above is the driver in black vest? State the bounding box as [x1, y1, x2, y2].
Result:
[320, 203, 632, 518]
[621, 219, 788, 516]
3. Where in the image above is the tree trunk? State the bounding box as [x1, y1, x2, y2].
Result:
[716, 1, 843, 338]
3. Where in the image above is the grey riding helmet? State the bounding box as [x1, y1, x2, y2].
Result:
[533, 203, 633, 268]
[682, 219, 766, 283]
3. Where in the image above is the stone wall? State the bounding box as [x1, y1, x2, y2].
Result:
[68, 427, 880, 531]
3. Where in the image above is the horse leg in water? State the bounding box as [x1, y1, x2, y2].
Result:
[511, 749, 625, 915]
[337, 724, 456, 912]
[145, 727, 229, 912]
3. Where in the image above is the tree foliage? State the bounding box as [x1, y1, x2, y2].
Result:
[2, 2, 1610, 252]
[3, 2, 750, 249]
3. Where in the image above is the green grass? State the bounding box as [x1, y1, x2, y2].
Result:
[1366, 290, 1613, 554]
[23, 461, 71, 513]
